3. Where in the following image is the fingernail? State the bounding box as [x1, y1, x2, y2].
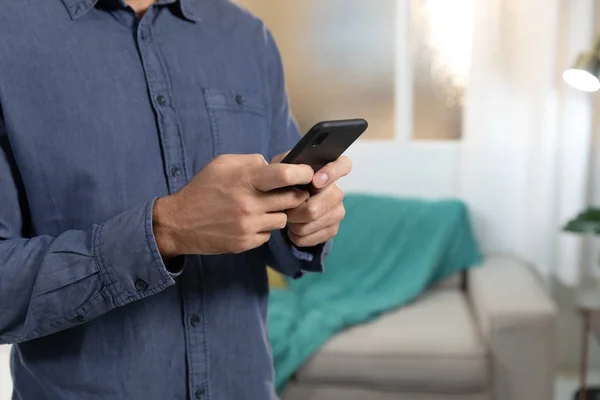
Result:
[316, 173, 328, 187]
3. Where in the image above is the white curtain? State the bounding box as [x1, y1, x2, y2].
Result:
[459, 0, 595, 285]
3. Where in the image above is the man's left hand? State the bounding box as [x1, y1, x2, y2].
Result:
[272, 154, 352, 248]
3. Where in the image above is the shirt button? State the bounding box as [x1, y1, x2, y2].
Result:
[190, 314, 201, 327]
[235, 94, 244, 105]
[134, 279, 148, 291]
[170, 167, 181, 177]
[73, 315, 85, 323]
[194, 389, 205, 400]
[156, 95, 167, 106]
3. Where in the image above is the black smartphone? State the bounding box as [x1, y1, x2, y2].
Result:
[281, 118, 368, 173]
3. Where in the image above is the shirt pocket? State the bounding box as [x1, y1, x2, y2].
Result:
[203, 88, 269, 157]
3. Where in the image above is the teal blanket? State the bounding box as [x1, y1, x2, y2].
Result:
[268, 194, 482, 393]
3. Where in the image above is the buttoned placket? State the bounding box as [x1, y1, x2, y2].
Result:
[134, 7, 209, 400]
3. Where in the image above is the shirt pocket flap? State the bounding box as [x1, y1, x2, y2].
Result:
[204, 88, 267, 116]
[203, 88, 269, 156]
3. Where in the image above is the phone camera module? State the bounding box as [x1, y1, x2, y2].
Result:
[311, 132, 329, 147]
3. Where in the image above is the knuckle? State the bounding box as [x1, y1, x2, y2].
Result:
[213, 154, 228, 165]
[338, 206, 346, 221]
[334, 186, 345, 203]
[252, 153, 267, 165]
[221, 153, 238, 162]
[278, 166, 294, 184]
[235, 197, 253, 215]
[307, 204, 320, 220]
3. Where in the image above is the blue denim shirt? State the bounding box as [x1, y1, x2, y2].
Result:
[0, 1, 328, 398]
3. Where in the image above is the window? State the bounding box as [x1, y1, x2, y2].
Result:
[411, 0, 475, 140]
[234, 0, 396, 140]
[233, 0, 475, 141]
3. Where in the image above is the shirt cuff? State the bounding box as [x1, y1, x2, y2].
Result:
[93, 199, 179, 308]
[284, 226, 332, 265]
[268, 229, 331, 278]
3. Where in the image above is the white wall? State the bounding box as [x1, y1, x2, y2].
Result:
[0, 347, 11, 399]
[340, 142, 458, 198]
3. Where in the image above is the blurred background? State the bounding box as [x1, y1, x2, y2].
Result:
[235, 1, 600, 399]
[236, 0, 472, 141]
[4, 0, 600, 399]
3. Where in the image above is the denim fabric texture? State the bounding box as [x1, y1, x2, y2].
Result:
[0, 0, 328, 398]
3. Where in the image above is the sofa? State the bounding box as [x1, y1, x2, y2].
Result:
[281, 255, 557, 400]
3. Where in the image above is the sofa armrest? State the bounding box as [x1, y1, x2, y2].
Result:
[467, 255, 557, 400]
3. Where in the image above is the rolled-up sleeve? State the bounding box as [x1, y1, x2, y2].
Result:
[0, 117, 177, 344]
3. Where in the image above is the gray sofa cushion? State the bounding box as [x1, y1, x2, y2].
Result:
[282, 385, 491, 400]
[294, 289, 489, 393]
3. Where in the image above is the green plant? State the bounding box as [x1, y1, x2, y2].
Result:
[563, 208, 600, 234]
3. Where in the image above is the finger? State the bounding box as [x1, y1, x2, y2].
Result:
[234, 232, 272, 253]
[271, 151, 290, 164]
[259, 188, 310, 212]
[286, 184, 344, 223]
[251, 163, 314, 192]
[287, 224, 339, 248]
[256, 212, 288, 232]
[219, 153, 267, 166]
[288, 204, 345, 237]
[312, 156, 353, 189]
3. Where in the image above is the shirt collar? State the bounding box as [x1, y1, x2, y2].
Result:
[61, 0, 201, 22]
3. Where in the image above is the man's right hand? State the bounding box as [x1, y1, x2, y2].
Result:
[152, 154, 314, 257]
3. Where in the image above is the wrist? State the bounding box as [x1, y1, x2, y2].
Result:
[152, 196, 181, 259]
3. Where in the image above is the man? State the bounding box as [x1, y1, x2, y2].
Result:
[0, 0, 351, 398]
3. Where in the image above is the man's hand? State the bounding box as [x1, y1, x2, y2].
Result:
[273, 154, 352, 248]
[152, 154, 314, 257]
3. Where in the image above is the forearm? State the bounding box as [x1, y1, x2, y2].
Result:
[0, 200, 177, 344]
